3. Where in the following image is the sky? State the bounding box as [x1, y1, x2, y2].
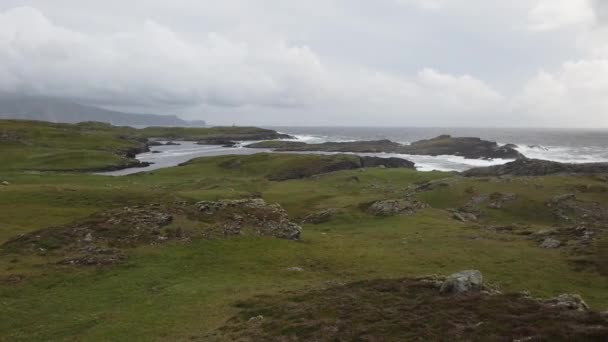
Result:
[0, 0, 607, 127]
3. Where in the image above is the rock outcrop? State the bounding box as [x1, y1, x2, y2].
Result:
[439, 270, 484, 294]
[266, 155, 415, 181]
[401, 135, 523, 159]
[196, 199, 302, 241]
[464, 158, 608, 177]
[197, 138, 237, 147]
[248, 135, 523, 160]
[544, 294, 590, 311]
[367, 199, 428, 216]
[2, 199, 302, 266]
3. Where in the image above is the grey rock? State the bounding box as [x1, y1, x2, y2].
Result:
[83, 233, 93, 242]
[1, 181, 9, 186]
[540, 238, 561, 249]
[545, 294, 590, 311]
[440, 270, 483, 294]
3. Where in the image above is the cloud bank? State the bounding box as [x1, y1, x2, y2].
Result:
[0, 1, 606, 127]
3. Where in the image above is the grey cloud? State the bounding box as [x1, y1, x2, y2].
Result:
[0, 1, 606, 127]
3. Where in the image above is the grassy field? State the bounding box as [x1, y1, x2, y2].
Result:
[0, 120, 607, 340]
[0, 120, 288, 172]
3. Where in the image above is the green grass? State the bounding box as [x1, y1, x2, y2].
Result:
[1, 126, 608, 340]
[0, 120, 288, 172]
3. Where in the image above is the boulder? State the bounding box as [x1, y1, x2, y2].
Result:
[540, 238, 561, 249]
[367, 199, 428, 216]
[439, 270, 483, 295]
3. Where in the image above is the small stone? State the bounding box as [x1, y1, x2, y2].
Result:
[440, 270, 483, 295]
[1, 181, 9, 186]
[540, 238, 561, 249]
[83, 233, 93, 242]
[286, 266, 304, 272]
[452, 212, 466, 222]
[248, 315, 264, 322]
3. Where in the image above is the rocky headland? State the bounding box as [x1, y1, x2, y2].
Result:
[247, 134, 523, 160]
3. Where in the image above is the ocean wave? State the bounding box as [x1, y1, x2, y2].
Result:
[515, 145, 608, 164]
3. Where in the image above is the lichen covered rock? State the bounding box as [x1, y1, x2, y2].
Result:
[439, 270, 484, 295]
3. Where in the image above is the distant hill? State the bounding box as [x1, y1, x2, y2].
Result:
[0, 95, 206, 127]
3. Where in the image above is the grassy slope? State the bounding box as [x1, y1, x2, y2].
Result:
[0, 148, 607, 340]
[0, 120, 286, 172]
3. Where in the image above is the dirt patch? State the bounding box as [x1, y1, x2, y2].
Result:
[212, 278, 608, 341]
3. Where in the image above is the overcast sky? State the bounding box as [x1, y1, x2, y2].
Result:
[0, 0, 607, 127]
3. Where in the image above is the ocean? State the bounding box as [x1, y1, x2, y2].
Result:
[100, 127, 608, 176]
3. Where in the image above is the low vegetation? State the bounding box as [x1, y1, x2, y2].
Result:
[0, 120, 607, 340]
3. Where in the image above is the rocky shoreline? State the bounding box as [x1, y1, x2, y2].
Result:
[246, 134, 524, 160]
[464, 158, 608, 177]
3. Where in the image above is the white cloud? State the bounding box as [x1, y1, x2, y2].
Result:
[528, 0, 596, 31]
[517, 60, 608, 126]
[395, 0, 443, 10]
[0, 6, 506, 125]
[0, 2, 607, 126]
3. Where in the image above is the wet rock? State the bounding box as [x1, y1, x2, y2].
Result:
[544, 294, 590, 311]
[367, 199, 428, 216]
[440, 270, 483, 295]
[540, 238, 561, 249]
